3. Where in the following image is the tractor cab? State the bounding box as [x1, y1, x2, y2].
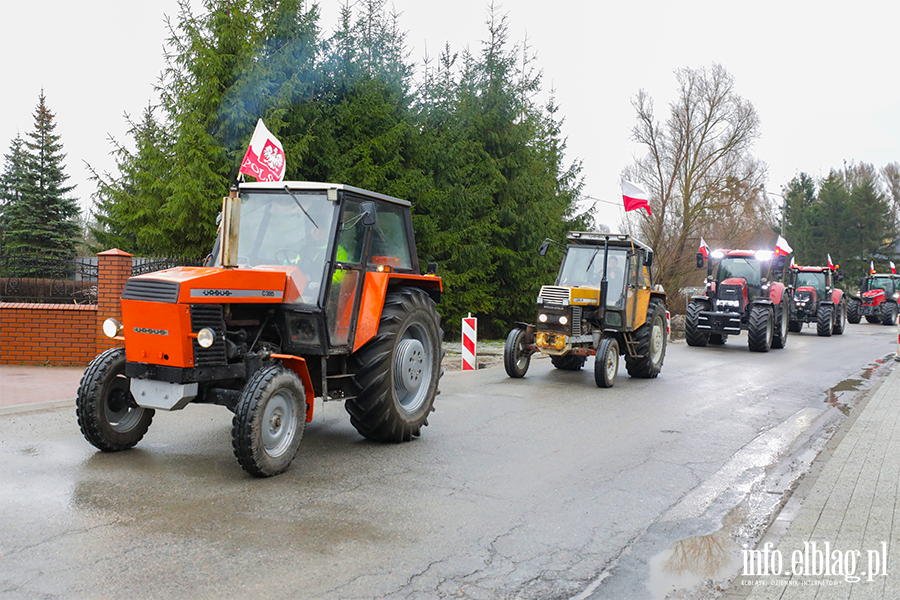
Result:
[787, 264, 846, 336]
[850, 272, 900, 325]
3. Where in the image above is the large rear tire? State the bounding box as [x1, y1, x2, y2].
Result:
[550, 354, 586, 371]
[594, 337, 619, 388]
[232, 365, 306, 477]
[817, 304, 833, 337]
[747, 305, 773, 352]
[347, 288, 443, 442]
[625, 299, 667, 378]
[847, 299, 861, 324]
[772, 294, 789, 349]
[504, 328, 532, 378]
[685, 300, 709, 347]
[76, 347, 154, 452]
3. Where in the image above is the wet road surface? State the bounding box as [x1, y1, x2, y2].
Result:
[0, 323, 896, 599]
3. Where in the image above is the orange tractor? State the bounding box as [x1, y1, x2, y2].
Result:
[77, 182, 443, 477]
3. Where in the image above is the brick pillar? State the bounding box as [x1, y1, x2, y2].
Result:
[96, 249, 134, 354]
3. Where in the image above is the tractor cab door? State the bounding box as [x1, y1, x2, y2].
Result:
[326, 199, 371, 348]
[623, 252, 639, 329]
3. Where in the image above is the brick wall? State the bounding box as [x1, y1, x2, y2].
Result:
[0, 249, 134, 366]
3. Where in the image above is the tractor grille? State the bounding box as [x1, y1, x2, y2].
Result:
[540, 286, 571, 306]
[122, 278, 180, 303]
[571, 306, 583, 336]
[716, 284, 744, 312]
[191, 305, 227, 366]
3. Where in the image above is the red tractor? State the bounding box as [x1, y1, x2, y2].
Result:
[686, 248, 791, 352]
[848, 272, 900, 325]
[788, 264, 846, 336]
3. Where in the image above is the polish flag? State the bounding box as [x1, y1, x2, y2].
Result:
[699, 237, 710, 258]
[891, 261, 897, 274]
[827, 254, 835, 269]
[774, 235, 792, 256]
[239, 119, 286, 182]
[621, 180, 652, 215]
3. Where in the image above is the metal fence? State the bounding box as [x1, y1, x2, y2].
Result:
[0, 255, 202, 304]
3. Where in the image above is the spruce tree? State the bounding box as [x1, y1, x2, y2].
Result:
[1, 92, 80, 259]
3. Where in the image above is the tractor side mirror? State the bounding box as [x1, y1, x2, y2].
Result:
[836, 270, 844, 282]
[644, 250, 653, 268]
[360, 201, 377, 227]
[538, 240, 550, 256]
[696, 253, 705, 269]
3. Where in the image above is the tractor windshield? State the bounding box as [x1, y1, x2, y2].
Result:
[868, 277, 894, 292]
[713, 258, 761, 287]
[214, 190, 336, 300]
[795, 271, 827, 295]
[558, 246, 629, 307]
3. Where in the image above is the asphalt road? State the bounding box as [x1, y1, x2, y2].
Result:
[0, 323, 896, 600]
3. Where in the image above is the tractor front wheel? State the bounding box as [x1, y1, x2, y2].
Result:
[847, 299, 861, 324]
[685, 300, 709, 347]
[76, 348, 154, 452]
[347, 288, 443, 442]
[504, 328, 532, 378]
[880, 301, 897, 326]
[817, 304, 834, 337]
[551, 354, 586, 371]
[232, 366, 306, 477]
[747, 305, 773, 352]
[625, 299, 667, 378]
[594, 337, 619, 388]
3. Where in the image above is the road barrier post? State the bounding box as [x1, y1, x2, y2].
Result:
[462, 314, 477, 371]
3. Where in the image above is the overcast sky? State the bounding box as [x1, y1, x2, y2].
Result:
[3, 0, 898, 230]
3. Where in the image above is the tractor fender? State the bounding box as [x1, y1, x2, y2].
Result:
[768, 282, 787, 304]
[269, 353, 316, 423]
[690, 294, 712, 303]
[352, 271, 443, 353]
[831, 289, 844, 304]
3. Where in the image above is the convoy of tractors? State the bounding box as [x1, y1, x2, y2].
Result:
[74, 180, 897, 477]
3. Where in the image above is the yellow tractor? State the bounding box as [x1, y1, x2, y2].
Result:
[504, 232, 667, 387]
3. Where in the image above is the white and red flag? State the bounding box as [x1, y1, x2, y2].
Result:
[827, 254, 835, 269]
[774, 235, 792, 256]
[892, 261, 897, 274]
[239, 119, 286, 182]
[621, 180, 652, 215]
[699, 237, 710, 258]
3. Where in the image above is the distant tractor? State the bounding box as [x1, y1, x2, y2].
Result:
[503, 232, 668, 388]
[788, 264, 847, 336]
[848, 272, 900, 325]
[77, 182, 443, 477]
[686, 248, 791, 352]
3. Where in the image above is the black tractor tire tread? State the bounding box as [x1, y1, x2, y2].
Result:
[833, 301, 846, 335]
[550, 354, 587, 371]
[771, 294, 789, 349]
[232, 365, 306, 477]
[847, 299, 861, 324]
[817, 304, 833, 337]
[880, 301, 897, 326]
[747, 305, 773, 352]
[504, 328, 531, 378]
[347, 287, 443, 443]
[76, 347, 154, 452]
[625, 299, 667, 378]
[685, 300, 709, 347]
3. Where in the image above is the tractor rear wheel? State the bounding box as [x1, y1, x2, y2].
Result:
[833, 301, 847, 335]
[817, 304, 834, 337]
[551, 354, 586, 371]
[772, 294, 789, 349]
[504, 328, 532, 378]
[232, 366, 306, 477]
[76, 348, 154, 452]
[625, 299, 667, 378]
[708, 334, 728, 345]
[685, 300, 709, 347]
[847, 299, 861, 324]
[747, 305, 773, 352]
[880, 301, 897, 326]
[594, 337, 619, 388]
[347, 287, 443, 442]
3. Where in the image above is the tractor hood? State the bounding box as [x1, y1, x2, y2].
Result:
[721, 277, 748, 287]
[123, 266, 299, 304]
[862, 289, 886, 301]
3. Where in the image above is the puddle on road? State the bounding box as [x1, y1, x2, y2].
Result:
[823, 355, 892, 415]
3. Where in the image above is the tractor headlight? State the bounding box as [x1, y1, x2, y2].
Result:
[196, 327, 217, 348]
[102, 318, 123, 339]
[538, 313, 548, 323]
[894, 292, 899, 300]
[558, 315, 568, 325]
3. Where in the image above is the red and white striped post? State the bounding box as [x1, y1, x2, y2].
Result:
[896, 312, 900, 361]
[462, 314, 477, 371]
